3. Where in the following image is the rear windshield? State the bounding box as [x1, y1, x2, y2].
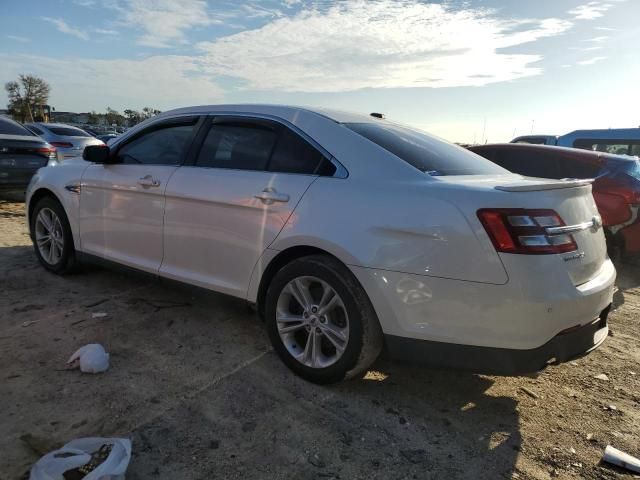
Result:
[48, 126, 92, 137]
[0, 117, 34, 136]
[345, 122, 508, 176]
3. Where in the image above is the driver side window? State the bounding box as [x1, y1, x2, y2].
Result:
[116, 123, 195, 165]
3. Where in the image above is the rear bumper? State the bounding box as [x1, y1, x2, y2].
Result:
[385, 305, 610, 375]
[620, 220, 640, 254]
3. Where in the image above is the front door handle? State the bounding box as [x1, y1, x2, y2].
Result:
[254, 188, 290, 204]
[138, 175, 161, 188]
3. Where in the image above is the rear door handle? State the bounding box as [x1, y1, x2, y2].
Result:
[138, 175, 161, 188]
[254, 188, 290, 204]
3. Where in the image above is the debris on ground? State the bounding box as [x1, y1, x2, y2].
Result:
[601, 445, 640, 474]
[594, 373, 609, 381]
[91, 312, 108, 319]
[520, 387, 540, 399]
[29, 437, 132, 480]
[66, 344, 110, 374]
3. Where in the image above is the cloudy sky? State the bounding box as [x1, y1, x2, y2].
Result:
[1, 0, 638, 142]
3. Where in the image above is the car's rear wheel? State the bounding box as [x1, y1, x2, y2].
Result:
[30, 196, 76, 274]
[265, 255, 383, 384]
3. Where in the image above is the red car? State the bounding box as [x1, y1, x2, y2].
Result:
[469, 143, 640, 256]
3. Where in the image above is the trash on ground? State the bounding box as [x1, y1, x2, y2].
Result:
[520, 386, 539, 399]
[66, 344, 110, 374]
[29, 437, 131, 480]
[21, 320, 38, 328]
[594, 373, 609, 381]
[601, 445, 640, 473]
[91, 312, 108, 319]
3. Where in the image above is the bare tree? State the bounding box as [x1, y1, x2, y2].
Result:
[5, 75, 51, 122]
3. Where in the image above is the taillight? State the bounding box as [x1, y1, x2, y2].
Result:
[478, 208, 578, 254]
[50, 142, 73, 148]
[36, 146, 57, 159]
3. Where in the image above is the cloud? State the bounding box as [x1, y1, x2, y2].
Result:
[114, 0, 214, 48]
[6, 35, 31, 43]
[0, 53, 224, 111]
[577, 56, 607, 65]
[568, 1, 615, 20]
[41, 17, 89, 40]
[587, 35, 610, 42]
[94, 28, 120, 35]
[196, 0, 572, 92]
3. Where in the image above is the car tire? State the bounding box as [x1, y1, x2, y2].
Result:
[265, 254, 383, 384]
[30, 196, 77, 275]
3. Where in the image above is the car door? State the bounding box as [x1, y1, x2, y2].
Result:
[161, 116, 337, 298]
[79, 116, 200, 273]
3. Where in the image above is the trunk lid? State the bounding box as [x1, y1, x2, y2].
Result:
[436, 175, 607, 286]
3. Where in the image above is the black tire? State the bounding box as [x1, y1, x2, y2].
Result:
[30, 196, 77, 274]
[265, 254, 383, 384]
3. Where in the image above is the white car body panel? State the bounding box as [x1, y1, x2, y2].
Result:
[161, 167, 318, 298]
[26, 104, 615, 371]
[79, 164, 179, 273]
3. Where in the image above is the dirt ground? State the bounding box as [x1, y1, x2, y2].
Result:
[1, 197, 639, 480]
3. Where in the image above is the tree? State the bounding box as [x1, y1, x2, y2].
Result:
[5, 74, 51, 122]
[87, 111, 99, 124]
[105, 107, 125, 127]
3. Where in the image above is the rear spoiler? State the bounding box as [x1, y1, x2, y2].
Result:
[495, 178, 594, 192]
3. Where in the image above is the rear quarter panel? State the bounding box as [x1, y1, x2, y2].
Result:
[268, 176, 508, 285]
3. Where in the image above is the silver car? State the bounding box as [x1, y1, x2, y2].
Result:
[25, 122, 104, 159]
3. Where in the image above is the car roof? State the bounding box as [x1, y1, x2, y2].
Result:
[470, 143, 636, 163]
[158, 104, 378, 124]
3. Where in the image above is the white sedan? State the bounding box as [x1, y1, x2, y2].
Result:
[25, 105, 615, 383]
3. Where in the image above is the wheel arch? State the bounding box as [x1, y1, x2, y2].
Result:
[28, 187, 61, 230]
[254, 245, 351, 320]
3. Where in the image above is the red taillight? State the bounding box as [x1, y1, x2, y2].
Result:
[36, 146, 57, 159]
[50, 142, 73, 148]
[478, 208, 578, 255]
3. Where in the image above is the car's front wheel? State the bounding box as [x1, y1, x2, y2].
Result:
[265, 255, 383, 384]
[30, 196, 76, 274]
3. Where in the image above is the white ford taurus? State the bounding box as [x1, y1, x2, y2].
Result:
[26, 105, 615, 383]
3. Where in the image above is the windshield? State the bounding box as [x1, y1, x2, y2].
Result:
[48, 126, 92, 137]
[0, 117, 34, 136]
[345, 122, 509, 176]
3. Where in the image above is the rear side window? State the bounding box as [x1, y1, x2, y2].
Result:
[269, 128, 328, 175]
[196, 123, 276, 170]
[116, 123, 195, 165]
[48, 126, 92, 137]
[0, 117, 33, 136]
[27, 125, 44, 135]
[345, 123, 507, 176]
[573, 139, 640, 156]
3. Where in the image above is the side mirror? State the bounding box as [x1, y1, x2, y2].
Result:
[83, 145, 116, 164]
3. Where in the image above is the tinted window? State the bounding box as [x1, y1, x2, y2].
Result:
[117, 123, 195, 165]
[514, 137, 547, 145]
[561, 159, 601, 179]
[26, 125, 44, 135]
[0, 117, 34, 136]
[487, 149, 562, 179]
[196, 123, 276, 171]
[48, 126, 92, 137]
[345, 123, 507, 176]
[573, 139, 640, 156]
[269, 128, 326, 174]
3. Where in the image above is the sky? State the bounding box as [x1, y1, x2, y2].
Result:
[1, 0, 639, 143]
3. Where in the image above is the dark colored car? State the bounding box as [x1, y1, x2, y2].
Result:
[469, 143, 640, 256]
[0, 116, 58, 195]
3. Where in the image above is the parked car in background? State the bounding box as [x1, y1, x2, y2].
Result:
[0, 116, 59, 195]
[25, 122, 104, 159]
[468, 143, 640, 256]
[512, 128, 640, 156]
[97, 133, 119, 144]
[25, 105, 614, 383]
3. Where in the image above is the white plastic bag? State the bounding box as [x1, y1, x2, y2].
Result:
[30, 437, 132, 480]
[67, 344, 110, 373]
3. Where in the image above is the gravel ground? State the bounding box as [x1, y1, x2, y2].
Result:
[1, 197, 639, 480]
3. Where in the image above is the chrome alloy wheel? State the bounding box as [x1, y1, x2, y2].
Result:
[34, 208, 64, 265]
[276, 276, 350, 368]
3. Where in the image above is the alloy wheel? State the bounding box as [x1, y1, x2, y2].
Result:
[276, 276, 350, 368]
[34, 207, 64, 265]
